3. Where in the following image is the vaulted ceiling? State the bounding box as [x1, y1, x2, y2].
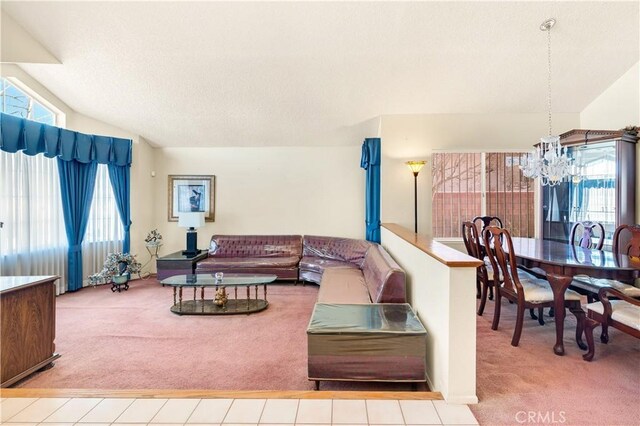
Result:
[2, 1, 638, 147]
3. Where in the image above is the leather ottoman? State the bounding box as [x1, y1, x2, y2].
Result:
[307, 303, 427, 389]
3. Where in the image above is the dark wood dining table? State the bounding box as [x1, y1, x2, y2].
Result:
[508, 237, 640, 356]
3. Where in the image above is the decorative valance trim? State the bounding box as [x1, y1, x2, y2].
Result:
[0, 113, 132, 166]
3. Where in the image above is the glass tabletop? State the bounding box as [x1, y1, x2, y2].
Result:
[160, 273, 277, 287]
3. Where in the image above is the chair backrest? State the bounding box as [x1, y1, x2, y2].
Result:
[569, 221, 605, 250]
[612, 224, 640, 257]
[483, 226, 524, 298]
[461, 221, 482, 260]
[473, 216, 503, 231]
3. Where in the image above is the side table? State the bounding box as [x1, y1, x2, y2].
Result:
[156, 250, 208, 281]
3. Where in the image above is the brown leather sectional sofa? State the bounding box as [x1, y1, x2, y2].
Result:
[195, 234, 406, 303]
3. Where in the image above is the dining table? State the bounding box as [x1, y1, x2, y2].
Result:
[507, 237, 640, 356]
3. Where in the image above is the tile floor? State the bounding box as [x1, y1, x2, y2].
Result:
[0, 398, 478, 426]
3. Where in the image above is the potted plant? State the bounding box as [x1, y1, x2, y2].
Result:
[89, 252, 142, 292]
[145, 229, 163, 247]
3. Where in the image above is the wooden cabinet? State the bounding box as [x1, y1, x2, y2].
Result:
[540, 129, 638, 246]
[1, 276, 60, 387]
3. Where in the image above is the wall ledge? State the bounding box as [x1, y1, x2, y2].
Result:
[381, 223, 482, 268]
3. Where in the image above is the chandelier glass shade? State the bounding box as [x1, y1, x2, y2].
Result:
[520, 18, 573, 187]
[521, 135, 572, 186]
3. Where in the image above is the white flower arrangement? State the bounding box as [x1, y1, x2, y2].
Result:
[89, 252, 142, 286]
[144, 229, 163, 246]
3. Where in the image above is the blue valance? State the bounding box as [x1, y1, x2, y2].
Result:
[0, 113, 132, 165]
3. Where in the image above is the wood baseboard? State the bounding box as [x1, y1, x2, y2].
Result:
[0, 388, 443, 400]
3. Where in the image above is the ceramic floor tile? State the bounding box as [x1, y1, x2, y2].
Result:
[112, 424, 148, 426]
[43, 398, 103, 423]
[223, 424, 257, 426]
[7, 398, 69, 423]
[259, 424, 294, 426]
[74, 424, 111, 426]
[222, 399, 266, 424]
[0, 398, 39, 422]
[79, 399, 135, 423]
[365, 400, 404, 425]
[1, 423, 38, 426]
[399, 400, 441, 425]
[36, 423, 74, 426]
[259, 399, 299, 424]
[186, 424, 221, 426]
[115, 399, 168, 423]
[432, 402, 478, 425]
[187, 399, 233, 424]
[146, 424, 184, 426]
[294, 400, 331, 424]
[150, 399, 200, 423]
[331, 400, 367, 424]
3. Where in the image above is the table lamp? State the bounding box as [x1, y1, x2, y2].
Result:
[178, 212, 205, 256]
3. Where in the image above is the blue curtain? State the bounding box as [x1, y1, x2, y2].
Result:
[108, 164, 131, 253]
[360, 138, 381, 243]
[58, 159, 98, 292]
[0, 113, 132, 165]
[1, 112, 133, 291]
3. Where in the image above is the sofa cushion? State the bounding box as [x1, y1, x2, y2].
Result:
[209, 235, 302, 258]
[362, 245, 406, 303]
[299, 256, 359, 274]
[303, 235, 373, 267]
[317, 269, 371, 304]
[197, 256, 300, 269]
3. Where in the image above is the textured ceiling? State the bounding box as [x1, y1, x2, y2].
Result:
[2, 1, 638, 147]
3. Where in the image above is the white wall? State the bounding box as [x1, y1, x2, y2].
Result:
[381, 227, 478, 404]
[379, 113, 581, 234]
[580, 61, 640, 223]
[154, 146, 365, 254]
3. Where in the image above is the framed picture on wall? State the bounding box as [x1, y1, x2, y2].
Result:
[168, 175, 215, 222]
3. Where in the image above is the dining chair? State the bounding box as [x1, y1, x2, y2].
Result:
[462, 221, 496, 315]
[472, 216, 503, 232]
[483, 226, 585, 347]
[583, 287, 640, 361]
[569, 221, 609, 303]
[573, 224, 640, 302]
[569, 221, 605, 249]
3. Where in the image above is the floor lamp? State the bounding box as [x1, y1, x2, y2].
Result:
[405, 161, 426, 234]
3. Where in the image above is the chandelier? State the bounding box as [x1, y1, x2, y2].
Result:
[520, 18, 572, 186]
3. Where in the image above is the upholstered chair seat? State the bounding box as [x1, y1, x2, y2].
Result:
[505, 279, 581, 304]
[586, 300, 640, 331]
[572, 276, 640, 298]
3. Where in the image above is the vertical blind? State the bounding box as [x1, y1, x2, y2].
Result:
[431, 152, 534, 238]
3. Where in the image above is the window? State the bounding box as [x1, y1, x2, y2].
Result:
[432, 152, 535, 238]
[0, 77, 123, 293]
[1, 78, 56, 125]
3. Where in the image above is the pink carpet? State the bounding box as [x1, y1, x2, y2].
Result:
[470, 300, 640, 425]
[16, 279, 422, 391]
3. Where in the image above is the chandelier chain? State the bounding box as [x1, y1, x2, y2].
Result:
[547, 24, 552, 136]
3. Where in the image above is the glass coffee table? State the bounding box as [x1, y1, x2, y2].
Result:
[160, 273, 277, 315]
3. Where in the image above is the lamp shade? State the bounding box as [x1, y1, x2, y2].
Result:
[178, 212, 205, 229]
[405, 160, 426, 175]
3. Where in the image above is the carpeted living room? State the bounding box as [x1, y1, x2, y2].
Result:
[1, 2, 639, 426]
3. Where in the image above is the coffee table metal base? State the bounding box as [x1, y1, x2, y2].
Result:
[171, 299, 268, 315]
